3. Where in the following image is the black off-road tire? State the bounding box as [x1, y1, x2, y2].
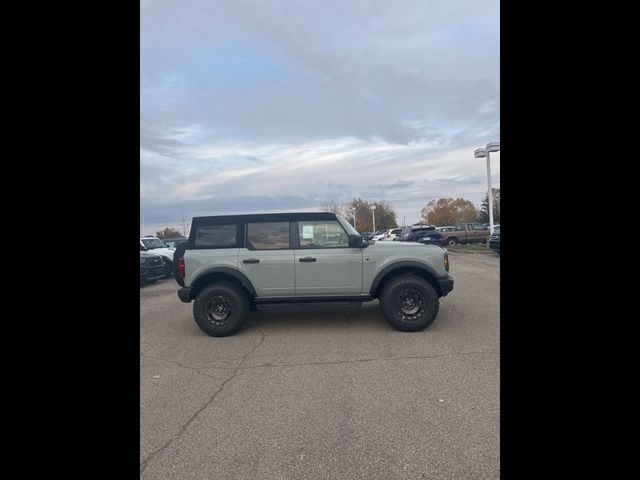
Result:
[193, 282, 250, 337]
[379, 275, 440, 332]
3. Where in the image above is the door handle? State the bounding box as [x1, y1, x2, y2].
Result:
[299, 257, 316, 262]
[243, 258, 260, 264]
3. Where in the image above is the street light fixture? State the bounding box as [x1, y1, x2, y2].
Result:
[371, 205, 376, 233]
[474, 141, 500, 234]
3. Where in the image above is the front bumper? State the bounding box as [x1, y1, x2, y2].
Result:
[140, 265, 165, 283]
[436, 275, 454, 297]
[177, 287, 192, 303]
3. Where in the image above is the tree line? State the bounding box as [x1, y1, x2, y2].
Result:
[322, 188, 500, 232]
[151, 189, 500, 237]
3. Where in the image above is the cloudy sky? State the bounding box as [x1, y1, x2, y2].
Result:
[140, 0, 500, 234]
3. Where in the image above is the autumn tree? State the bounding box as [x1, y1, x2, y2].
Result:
[477, 188, 500, 224]
[420, 198, 478, 226]
[155, 227, 184, 239]
[321, 197, 398, 232]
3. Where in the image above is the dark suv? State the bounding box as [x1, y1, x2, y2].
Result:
[140, 252, 166, 285]
[397, 226, 441, 244]
[488, 226, 500, 254]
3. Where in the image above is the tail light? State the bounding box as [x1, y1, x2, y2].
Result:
[178, 257, 185, 278]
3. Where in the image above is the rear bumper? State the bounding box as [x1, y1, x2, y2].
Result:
[177, 287, 192, 303]
[436, 275, 454, 297]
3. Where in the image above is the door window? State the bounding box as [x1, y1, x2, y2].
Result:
[297, 220, 349, 248]
[246, 222, 290, 250]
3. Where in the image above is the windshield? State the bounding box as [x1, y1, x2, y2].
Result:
[141, 238, 166, 249]
[336, 215, 359, 236]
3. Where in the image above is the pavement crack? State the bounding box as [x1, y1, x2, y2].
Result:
[139, 327, 266, 476]
[238, 350, 499, 370]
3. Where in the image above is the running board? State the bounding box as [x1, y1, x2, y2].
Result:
[255, 301, 364, 311]
[254, 295, 373, 311]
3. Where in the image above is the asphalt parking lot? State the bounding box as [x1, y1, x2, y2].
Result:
[140, 252, 500, 480]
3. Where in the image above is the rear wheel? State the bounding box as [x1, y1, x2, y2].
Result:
[379, 275, 439, 332]
[193, 282, 250, 337]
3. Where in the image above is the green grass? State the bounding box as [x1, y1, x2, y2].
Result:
[446, 243, 490, 252]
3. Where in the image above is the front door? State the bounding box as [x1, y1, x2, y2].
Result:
[237, 221, 295, 297]
[293, 219, 363, 296]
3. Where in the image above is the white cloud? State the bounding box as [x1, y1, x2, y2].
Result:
[140, 0, 500, 226]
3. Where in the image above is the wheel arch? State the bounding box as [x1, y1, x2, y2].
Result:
[190, 267, 258, 300]
[370, 262, 444, 298]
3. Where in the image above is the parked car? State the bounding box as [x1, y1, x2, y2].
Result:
[383, 228, 404, 241]
[438, 223, 491, 246]
[371, 230, 389, 241]
[140, 236, 175, 277]
[372, 229, 402, 241]
[414, 229, 444, 245]
[173, 212, 453, 336]
[488, 226, 500, 254]
[163, 237, 188, 249]
[397, 225, 437, 242]
[140, 252, 166, 285]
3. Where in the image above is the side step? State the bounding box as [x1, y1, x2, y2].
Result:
[255, 301, 363, 311]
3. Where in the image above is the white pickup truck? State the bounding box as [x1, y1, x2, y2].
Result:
[139, 236, 175, 277]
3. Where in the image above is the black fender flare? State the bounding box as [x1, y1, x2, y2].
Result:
[369, 261, 441, 296]
[190, 267, 258, 298]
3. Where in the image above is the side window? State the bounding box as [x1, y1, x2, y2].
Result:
[298, 220, 349, 248]
[194, 224, 237, 248]
[246, 222, 290, 250]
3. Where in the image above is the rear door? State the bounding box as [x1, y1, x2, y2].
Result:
[237, 221, 295, 297]
[293, 219, 363, 296]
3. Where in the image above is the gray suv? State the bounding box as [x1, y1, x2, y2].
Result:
[174, 212, 453, 336]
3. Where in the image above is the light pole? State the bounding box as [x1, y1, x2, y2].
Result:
[371, 205, 376, 233]
[352, 207, 357, 231]
[474, 141, 500, 234]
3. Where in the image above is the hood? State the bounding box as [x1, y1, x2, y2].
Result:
[143, 247, 174, 258]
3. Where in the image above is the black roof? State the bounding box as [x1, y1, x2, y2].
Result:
[192, 212, 338, 225]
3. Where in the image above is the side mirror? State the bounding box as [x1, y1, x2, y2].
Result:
[140, 245, 146, 251]
[348, 234, 365, 248]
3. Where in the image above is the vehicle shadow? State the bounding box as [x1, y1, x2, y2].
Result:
[246, 301, 394, 333]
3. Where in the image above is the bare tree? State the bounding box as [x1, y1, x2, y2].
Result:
[178, 213, 191, 237]
[320, 200, 343, 215]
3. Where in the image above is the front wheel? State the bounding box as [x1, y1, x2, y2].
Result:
[193, 282, 250, 337]
[379, 275, 439, 332]
[447, 238, 458, 246]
